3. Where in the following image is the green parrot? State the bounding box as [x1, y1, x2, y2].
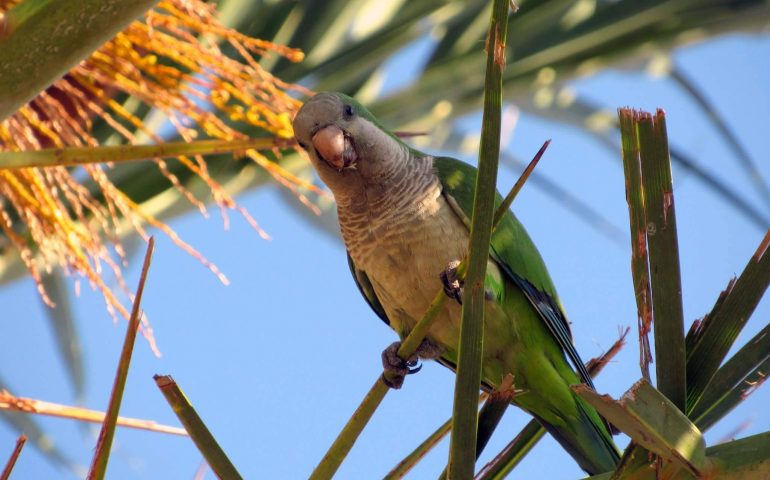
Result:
[292, 91, 620, 475]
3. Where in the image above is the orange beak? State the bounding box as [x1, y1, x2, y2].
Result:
[312, 125, 346, 170]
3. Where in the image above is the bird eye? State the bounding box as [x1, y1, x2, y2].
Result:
[343, 104, 355, 119]
[297, 141, 308, 150]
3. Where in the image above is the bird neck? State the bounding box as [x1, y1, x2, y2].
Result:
[336, 152, 442, 254]
[337, 149, 435, 214]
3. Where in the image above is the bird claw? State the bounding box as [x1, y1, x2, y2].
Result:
[381, 339, 443, 389]
[381, 341, 420, 389]
[440, 260, 464, 304]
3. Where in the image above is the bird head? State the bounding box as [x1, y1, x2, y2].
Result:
[292, 92, 410, 198]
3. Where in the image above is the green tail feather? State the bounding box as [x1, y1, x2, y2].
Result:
[534, 393, 620, 475]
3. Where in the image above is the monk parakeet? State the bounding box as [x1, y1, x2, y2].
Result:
[292, 92, 620, 475]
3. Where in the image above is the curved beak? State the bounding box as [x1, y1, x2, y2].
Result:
[311, 125, 356, 171]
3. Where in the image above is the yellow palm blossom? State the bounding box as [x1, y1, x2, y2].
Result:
[0, 0, 310, 352]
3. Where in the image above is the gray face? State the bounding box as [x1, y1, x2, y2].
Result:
[293, 93, 358, 172]
[293, 92, 407, 198]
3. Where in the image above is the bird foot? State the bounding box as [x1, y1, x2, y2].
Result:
[381, 339, 443, 389]
[381, 342, 419, 389]
[440, 260, 464, 304]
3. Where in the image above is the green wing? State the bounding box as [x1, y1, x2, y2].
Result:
[433, 155, 595, 389]
[347, 253, 390, 327]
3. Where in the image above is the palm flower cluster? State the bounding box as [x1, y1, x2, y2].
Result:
[0, 0, 310, 350]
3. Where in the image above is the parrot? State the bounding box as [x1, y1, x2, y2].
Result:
[292, 91, 620, 475]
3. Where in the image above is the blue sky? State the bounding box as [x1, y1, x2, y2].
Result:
[1, 33, 769, 479]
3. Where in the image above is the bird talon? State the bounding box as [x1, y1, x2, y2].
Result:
[381, 341, 433, 389]
[440, 260, 464, 304]
[381, 341, 417, 389]
[406, 362, 422, 375]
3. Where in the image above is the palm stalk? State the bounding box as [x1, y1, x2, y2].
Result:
[0, 391, 185, 435]
[591, 107, 770, 479]
[635, 109, 687, 410]
[0, 377, 76, 473]
[448, 1, 510, 476]
[613, 108, 684, 476]
[474, 420, 544, 480]
[575, 380, 705, 477]
[88, 238, 154, 480]
[587, 431, 770, 480]
[690, 319, 770, 430]
[308, 284, 452, 480]
[154, 375, 243, 480]
[492, 140, 549, 230]
[384, 394, 490, 480]
[685, 228, 770, 413]
[441, 376, 515, 480]
[0, 435, 26, 480]
[618, 109, 653, 379]
[0, 138, 281, 169]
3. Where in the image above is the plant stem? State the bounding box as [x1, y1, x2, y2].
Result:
[448, 1, 510, 477]
[385, 393, 490, 480]
[637, 109, 687, 411]
[0, 138, 281, 169]
[0, 391, 186, 435]
[474, 421, 545, 480]
[1, 435, 26, 480]
[618, 108, 653, 381]
[440, 376, 515, 480]
[87, 237, 154, 480]
[492, 140, 549, 231]
[309, 285, 452, 480]
[154, 375, 243, 480]
[686, 226, 770, 412]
